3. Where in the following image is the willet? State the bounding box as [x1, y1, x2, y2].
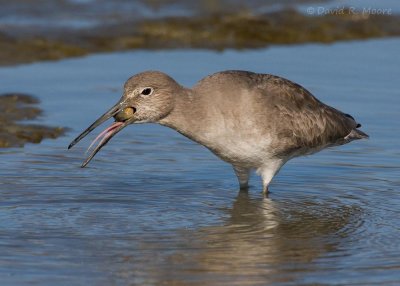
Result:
[68, 70, 368, 193]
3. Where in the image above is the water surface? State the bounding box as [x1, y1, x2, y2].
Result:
[0, 38, 399, 285]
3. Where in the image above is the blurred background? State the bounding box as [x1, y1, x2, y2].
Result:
[1, 1, 399, 285]
[1, 0, 399, 66]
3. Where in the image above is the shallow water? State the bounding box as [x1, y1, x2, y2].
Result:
[1, 38, 399, 285]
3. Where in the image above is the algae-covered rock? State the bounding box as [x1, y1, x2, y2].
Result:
[0, 93, 66, 148]
[1, 9, 400, 66]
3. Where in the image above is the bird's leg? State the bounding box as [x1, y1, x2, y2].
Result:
[257, 160, 284, 195]
[262, 176, 271, 195]
[232, 165, 250, 190]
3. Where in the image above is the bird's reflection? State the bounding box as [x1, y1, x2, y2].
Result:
[220, 190, 280, 234]
[108, 189, 361, 285]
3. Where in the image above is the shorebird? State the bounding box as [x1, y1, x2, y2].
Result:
[68, 70, 368, 193]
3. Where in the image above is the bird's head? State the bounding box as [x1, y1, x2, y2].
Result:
[68, 71, 181, 167]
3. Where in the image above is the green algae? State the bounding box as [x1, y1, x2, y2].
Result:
[0, 37, 87, 66]
[0, 93, 66, 148]
[85, 9, 400, 50]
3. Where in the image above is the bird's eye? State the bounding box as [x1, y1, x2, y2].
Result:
[141, 87, 153, 96]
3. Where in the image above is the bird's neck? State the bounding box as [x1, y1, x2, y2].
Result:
[158, 88, 209, 145]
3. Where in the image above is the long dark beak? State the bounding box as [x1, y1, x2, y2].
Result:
[80, 119, 133, 167]
[68, 101, 125, 150]
[68, 100, 134, 167]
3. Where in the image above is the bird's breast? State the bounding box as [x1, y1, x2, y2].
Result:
[197, 123, 275, 167]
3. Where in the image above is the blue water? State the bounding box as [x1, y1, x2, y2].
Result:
[0, 38, 399, 285]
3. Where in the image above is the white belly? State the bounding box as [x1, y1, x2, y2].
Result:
[203, 130, 274, 168]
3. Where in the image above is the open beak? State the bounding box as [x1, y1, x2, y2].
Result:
[68, 100, 135, 167]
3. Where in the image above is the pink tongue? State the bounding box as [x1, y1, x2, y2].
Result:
[86, 121, 123, 153]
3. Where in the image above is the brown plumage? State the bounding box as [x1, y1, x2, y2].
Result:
[69, 70, 368, 193]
